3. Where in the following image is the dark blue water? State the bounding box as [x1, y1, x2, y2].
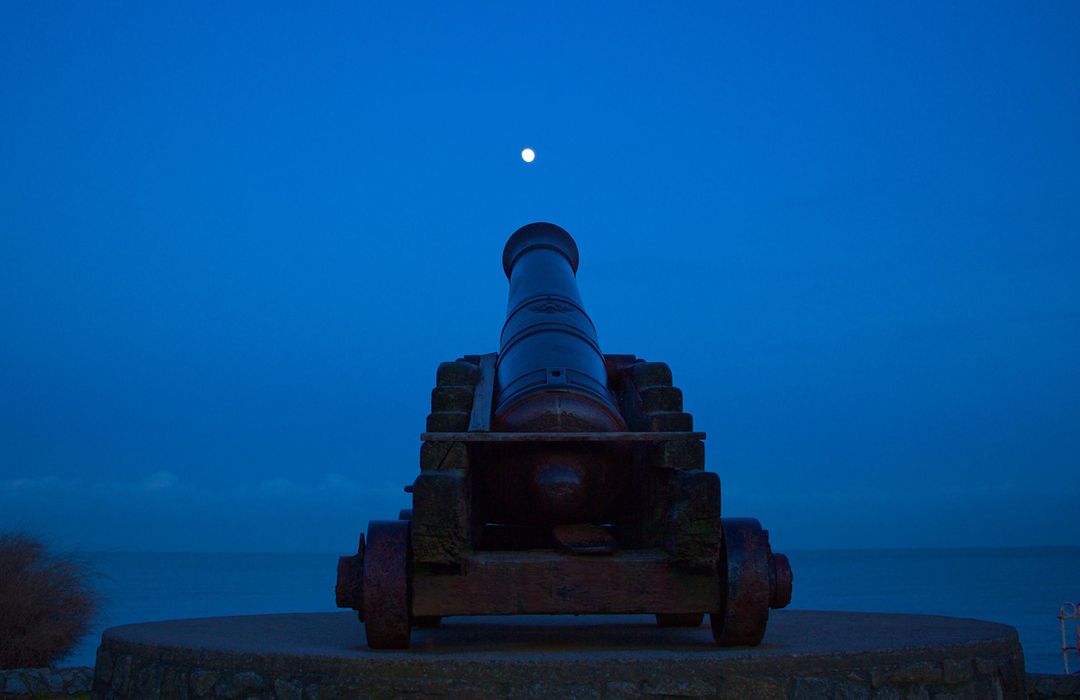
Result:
[789, 547, 1080, 675]
[68, 547, 1080, 673]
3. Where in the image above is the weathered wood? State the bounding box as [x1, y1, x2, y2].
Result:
[425, 411, 471, 432]
[419, 441, 469, 472]
[647, 412, 694, 432]
[468, 353, 497, 432]
[638, 386, 683, 413]
[663, 470, 721, 573]
[629, 462, 673, 549]
[614, 367, 648, 430]
[410, 471, 470, 568]
[420, 431, 706, 442]
[412, 550, 720, 616]
[436, 361, 479, 387]
[431, 386, 474, 413]
[629, 361, 672, 389]
[603, 354, 637, 388]
[653, 440, 705, 470]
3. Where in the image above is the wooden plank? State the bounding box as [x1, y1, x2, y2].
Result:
[412, 549, 719, 616]
[420, 431, 707, 443]
[468, 353, 497, 432]
[419, 441, 469, 472]
[436, 361, 479, 387]
[411, 471, 470, 568]
[653, 440, 705, 470]
[663, 470, 721, 573]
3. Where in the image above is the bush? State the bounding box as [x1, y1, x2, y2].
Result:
[0, 533, 97, 669]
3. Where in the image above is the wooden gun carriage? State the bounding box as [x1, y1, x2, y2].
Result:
[336, 222, 792, 649]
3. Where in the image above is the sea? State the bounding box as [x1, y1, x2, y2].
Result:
[66, 547, 1080, 674]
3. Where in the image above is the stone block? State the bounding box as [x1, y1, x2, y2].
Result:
[644, 677, 716, 697]
[45, 670, 64, 693]
[216, 670, 266, 697]
[793, 677, 835, 700]
[942, 658, 973, 684]
[3, 673, 28, 695]
[718, 675, 787, 699]
[113, 654, 133, 695]
[191, 669, 219, 697]
[605, 680, 642, 699]
[158, 667, 189, 700]
[89, 610, 1031, 700]
[887, 661, 941, 684]
[275, 678, 303, 700]
[833, 679, 872, 700]
[132, 664, 163, 697]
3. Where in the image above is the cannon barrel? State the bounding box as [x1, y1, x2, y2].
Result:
[494, 222, 625, 433]
[483, 223, 626, 526]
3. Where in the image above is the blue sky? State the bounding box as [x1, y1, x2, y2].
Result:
[1, 2, 1078, 552]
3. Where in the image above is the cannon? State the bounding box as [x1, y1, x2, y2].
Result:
[336, 222, 792, 649]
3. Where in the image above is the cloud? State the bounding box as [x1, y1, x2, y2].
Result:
[1, 475, 83, 493]
[1, 470, 404, 506]
[238, 471, 404, 503]
[255, 477, 296, 495]
[141, 471, 179, 492]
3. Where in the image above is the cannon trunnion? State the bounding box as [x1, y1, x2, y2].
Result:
[336, 222, 792, 649]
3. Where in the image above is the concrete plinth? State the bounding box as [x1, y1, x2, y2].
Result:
[91, 610, 1025, 699]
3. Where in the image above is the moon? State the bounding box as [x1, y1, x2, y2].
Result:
[521, 147, 535, 163]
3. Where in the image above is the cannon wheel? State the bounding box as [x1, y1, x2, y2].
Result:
[710, 518, 771, 646]
[655, 613, 705, 627]
[363, 520, 412, 649]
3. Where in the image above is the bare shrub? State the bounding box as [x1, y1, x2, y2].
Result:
[0, 533, 97, 669]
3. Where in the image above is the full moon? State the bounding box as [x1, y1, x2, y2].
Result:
[521, 147, 535, 163]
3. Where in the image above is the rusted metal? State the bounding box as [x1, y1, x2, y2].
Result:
[362, 520, 411, 649]
[771, 552, 794, 609]
[335, 534, 365, 619]
[710, 518, 790, 646]
[495, 223, 625, 433]
[484, 223, 630, 528]
[1060, 601, 1080, 673]
[336, 222, 793, 650]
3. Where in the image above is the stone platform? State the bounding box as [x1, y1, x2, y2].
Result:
[91, 610, 1025, 699]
